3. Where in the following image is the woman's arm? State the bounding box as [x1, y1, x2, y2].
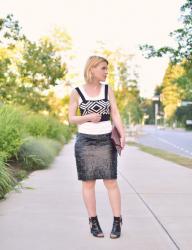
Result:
[108, 86, 125, 149]
[68, 89, 101, 125]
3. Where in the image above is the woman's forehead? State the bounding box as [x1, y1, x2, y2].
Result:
[97, 61, 108, 67]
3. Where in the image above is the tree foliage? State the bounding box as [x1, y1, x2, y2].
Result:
[175, 104, 192, 129]
[0, 15, 70, 113]
[0, 14, 25, 47]
[139, 0, 192, 64]
[95, 44, 142, 125]
[16, 39, 67, 110]
[139, 0, 192, 101]
[161, 63, 185, 120]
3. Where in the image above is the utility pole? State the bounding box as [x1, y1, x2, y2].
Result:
[152, 95, 160, 127]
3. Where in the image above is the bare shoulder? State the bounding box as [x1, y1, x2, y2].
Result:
[70, 87, 79, 103]
[107, 85, 118, 111]
[71, 88, 78, 95]
[108, 85, 115, 97]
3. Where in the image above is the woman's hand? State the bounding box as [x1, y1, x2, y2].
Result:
[87, 113, 101, 123]
[120, 136, 125, 149]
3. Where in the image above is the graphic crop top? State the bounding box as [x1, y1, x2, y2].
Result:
[75, 84, 111, 122]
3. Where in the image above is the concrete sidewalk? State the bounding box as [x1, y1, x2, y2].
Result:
[0, 138, 192, 250]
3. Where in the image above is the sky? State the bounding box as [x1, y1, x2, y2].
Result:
[1, 0, 184, 98]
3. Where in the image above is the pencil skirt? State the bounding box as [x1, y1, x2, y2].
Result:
[74, 132, 117, 181]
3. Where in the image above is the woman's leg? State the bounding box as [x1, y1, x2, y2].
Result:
[103, 179, 122, 238]
[82, 180, 104, 237]
[82, 180, 97, 217]
[103, 179, 121, 216]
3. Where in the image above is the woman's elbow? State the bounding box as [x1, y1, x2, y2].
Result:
[68, 115, 74, 124]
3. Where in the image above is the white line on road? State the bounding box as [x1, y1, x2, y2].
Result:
[156, 137, 192, 157]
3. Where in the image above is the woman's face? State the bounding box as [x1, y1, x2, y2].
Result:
[91, 61, 108, 82]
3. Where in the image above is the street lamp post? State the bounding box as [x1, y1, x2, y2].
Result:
[152, 95, 160, 127]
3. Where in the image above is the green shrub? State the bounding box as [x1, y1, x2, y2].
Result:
[18, 137, 62, 171]
[0, 151, 9, 161]
[24, 114, 49, 138]
[0, 105, 24, 159]
[24, 113, 73, 143]
[0, 104, 74, 197]
[0, 158, 16, 199]
[61, 124, 75, 143]
[14, 169, 28, 181]
[45, 116, 66, 142]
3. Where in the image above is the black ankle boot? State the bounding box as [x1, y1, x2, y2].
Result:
[110, 216, 123, 239]
[89, 216, 104, 238]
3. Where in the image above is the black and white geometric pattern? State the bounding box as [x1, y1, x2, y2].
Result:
[75, 84, 111, 122]
[79, 99, 110, 115]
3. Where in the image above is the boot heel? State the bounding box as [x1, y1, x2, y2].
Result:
[110, 216, 122, 239]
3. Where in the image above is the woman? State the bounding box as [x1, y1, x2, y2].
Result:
[68, 55, 125, 239]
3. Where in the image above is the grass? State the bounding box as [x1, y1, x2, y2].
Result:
[0, 105, 24, 159]
[0, 159, 17, 199]
[0, 104, 75, 199]
[127, 141, 192, 169]
[18, 137, 62, 171]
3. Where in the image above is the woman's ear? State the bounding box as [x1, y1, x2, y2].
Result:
[90, 68, 95, 78]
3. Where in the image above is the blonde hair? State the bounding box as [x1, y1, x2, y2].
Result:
[84, 55, 108, 83]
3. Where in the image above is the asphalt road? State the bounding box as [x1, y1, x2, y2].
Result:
[136, 125, 192, 158]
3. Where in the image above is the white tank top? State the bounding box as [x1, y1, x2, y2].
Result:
[77, 83, 112, 135]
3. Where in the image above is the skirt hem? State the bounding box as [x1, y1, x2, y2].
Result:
[78, 176, 117, 181]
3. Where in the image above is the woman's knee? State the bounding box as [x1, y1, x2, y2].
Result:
[103, 179, 118, 190]
[82, 180, 96, 189]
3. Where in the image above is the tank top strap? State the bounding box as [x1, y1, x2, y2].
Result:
[104, 84, 108, 100]
[75, 87, 87, 102]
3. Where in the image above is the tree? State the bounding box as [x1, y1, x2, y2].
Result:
[94, 42, 117, 88]
[139, 0, 192, 64]
[115, 57, 142, 125]
[140, 98, 154, 124]
[0, 15, 26, 104]
[46, 91, 70, 123]
[175, 104, 192, 129]
[95, 44, 142, 125]
[139, 0, 192, 100]
[0, 15, 72, 114]
[161, 63, 185, 121]
[0, 14, 25, 47]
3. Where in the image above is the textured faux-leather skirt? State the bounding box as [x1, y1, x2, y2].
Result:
[74, 132, 117, 181]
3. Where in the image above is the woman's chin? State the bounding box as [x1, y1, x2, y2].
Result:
[101, 78, 107, 82]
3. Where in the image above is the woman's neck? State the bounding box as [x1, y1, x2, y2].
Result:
[86, 80, 101, 88]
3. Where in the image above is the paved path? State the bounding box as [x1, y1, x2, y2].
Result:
[0, 138, 192, 250]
